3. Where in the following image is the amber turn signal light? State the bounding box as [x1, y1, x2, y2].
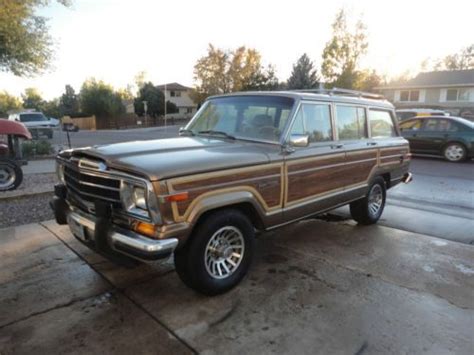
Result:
[134, 221, 156, 238]
[165, 192, 189, 202]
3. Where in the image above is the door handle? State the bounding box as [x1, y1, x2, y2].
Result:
[367, 142, 377, 146]
[331, 144, 344, 149]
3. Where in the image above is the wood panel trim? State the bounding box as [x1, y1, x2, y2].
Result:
[167, 163, 285, 222]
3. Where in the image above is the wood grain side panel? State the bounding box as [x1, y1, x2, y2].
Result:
[168, 165, 284, 217]
[175, 175, 281, 214]
[345, 150, 378, 185]
[287, 155, 345, 173]
[287, 164, 348, 202]
[380, 147, 409, 157]
[172, 167, 281, 191]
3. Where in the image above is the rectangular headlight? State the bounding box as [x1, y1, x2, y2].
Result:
[120, 181, 149, 218]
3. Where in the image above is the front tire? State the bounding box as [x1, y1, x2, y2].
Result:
[350, 177, 386, 225]
[174, 209, 255, 295]
[443, 142, 466, 162]
[0, 160, 23, 191]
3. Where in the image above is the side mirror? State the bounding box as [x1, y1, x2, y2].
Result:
[289, 134, 309, 147]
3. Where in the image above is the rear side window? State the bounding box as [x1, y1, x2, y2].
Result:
[290, 103, 332, 143]
[335, 105, 367, 140]
[423, 119, 439, 131]
[423, 119, 459, 132]
[369, 110, 396, 138]
[400, 119, 422, 130]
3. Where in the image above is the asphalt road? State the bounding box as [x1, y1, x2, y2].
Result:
[51, 125, 181, 149]
[332, 157, 474, 245]
[46, 127, 474, 244]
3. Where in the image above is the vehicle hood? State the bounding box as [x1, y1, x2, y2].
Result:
[64, 137, 277, 181]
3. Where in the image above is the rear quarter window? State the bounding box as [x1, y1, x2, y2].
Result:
[369, 110, 397, 138]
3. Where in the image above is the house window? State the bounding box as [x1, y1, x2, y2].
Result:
[400, 91, 410, 101]
[446, 89, 457, 101]
[175, 91, 181, 97]
[399, 90, 420, 102]
[170, 91, 176, 97]
[186, 108, 192, 114]
[446, 88, 471, 102]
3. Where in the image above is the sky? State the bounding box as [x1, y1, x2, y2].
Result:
[1, 0, 473, 99]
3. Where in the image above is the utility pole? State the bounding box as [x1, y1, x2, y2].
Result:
[164, 83, 167, 131]
[143, 100, 148, 126]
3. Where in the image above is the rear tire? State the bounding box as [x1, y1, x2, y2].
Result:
[350, 177, 386, 225]
[174, 209, 255, 295]
[443, 142, 466, 162]
[0, 160, 23, 191]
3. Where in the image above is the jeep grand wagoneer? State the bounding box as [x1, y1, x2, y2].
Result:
[51, 89, 412, 295]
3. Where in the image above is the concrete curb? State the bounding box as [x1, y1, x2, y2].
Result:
[0, 188, 54, 201]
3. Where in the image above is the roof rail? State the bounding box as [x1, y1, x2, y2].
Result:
[291, 87, 386, 100]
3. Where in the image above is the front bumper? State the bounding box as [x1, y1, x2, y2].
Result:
[50, 194, 178, 263]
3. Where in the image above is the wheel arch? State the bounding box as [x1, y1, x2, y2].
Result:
[184, 190, 267, 232]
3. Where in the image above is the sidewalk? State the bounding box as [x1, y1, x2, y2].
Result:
[1, 218, 473, 353]
[22, 159, 56, 175]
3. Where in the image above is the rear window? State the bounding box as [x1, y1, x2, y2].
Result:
[369, 110, 396, 138]
[19, 113, 47, 122]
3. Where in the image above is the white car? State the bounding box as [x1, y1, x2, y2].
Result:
[8, 111, 55, 139]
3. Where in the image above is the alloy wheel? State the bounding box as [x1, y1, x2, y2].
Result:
[445, 144, 465, 162]
[204, 226, 245, 279]
[368, 184, 383, 218]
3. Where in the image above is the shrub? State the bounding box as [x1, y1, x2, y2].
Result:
[22, 140, 52, 158]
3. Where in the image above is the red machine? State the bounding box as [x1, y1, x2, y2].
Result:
[0, 120, 32, 191]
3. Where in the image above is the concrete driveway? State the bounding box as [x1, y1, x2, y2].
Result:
[1, 219, 473, 354]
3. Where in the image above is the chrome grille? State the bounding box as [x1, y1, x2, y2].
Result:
[64, 165, 122, 209]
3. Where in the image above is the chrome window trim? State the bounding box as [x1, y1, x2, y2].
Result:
[282, 99, 335, 145]
[333, 103, 370, 141]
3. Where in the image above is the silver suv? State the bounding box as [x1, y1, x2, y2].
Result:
[8, 111, 55, 139]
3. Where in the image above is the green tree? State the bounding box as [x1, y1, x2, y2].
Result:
[241, 64, 280, 91]
[354, 69, 383, 92]
[287, 54, 320, 90]
[321, 9, 368, 89]
[59, 84, 79, 116]
[0, 91, 22, 116]
[0, 0, 71, 76]
[79, 78, 124, 118]
[22, 87, 44, 109]
[41, 98, 61, 118]
[133, 82, 178, 118]
[192, 44, 279, 103]
[435, 44, 474, 71]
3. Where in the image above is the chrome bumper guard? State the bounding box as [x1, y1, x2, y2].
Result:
[67, 210, 178, 262]
[402, 172, 413, 184]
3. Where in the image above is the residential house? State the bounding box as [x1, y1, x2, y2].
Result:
[375, 69, 474, 118]
[156, 82, 198, 119]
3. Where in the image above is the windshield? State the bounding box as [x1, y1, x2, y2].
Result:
[187, 96, 295, 142]
[19, 113, 48, 122]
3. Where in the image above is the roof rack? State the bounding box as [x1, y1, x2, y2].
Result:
[291, 87, 386, 100]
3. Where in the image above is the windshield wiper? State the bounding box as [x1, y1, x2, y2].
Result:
[179, 128, 195, 136]
[197, 130, 236, 140]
